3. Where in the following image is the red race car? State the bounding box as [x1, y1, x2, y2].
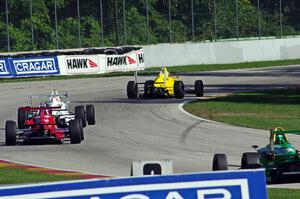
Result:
[5, 106, 83, 145]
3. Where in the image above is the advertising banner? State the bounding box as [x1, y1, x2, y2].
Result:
[10, 56, 60, 76]
[0, 169, 267, 199]
[105, 50, 144, 72]
[0, 58, 12, 77]
[65, 55, 102, 74]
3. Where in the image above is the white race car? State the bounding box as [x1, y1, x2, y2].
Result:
[18, 90, 95, 131]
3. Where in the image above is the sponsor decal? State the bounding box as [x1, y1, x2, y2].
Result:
[0, 60, 9, 75]
[0, 170, 267, 199]
[107, 56, 136, 66]
[138, 52, 144, 64]
[66, 58, 98, 69]
[12, 57, 59, 75]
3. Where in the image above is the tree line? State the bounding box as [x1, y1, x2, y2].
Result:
[0, 0, 299, 52]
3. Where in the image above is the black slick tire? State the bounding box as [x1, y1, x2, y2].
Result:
[127, 81, 138, 99]
[77, 118, 84, 141]
[69, 119, 81, 144]
[212, 153, 228, 171]
[241, 152, 261, 169]
[144, 80, 154, 97]
[86, 104, 95, 125]
[195, 80, 204, 97]
[174, 81, 185, 99]
[5, 120, 17, 146]
[75, 105, 86, 128]
[17, 108, 28, 129]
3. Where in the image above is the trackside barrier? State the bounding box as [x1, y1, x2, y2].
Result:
[0, 58, 13, 77]
[0, 169, 267, 199]
[0, 48, 145, 78]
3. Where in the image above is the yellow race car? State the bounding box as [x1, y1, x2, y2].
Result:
[127, 67, 204, 99]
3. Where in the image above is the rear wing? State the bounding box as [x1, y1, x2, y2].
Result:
[29, 90, 68, 106]
[19, 106, 62, 111]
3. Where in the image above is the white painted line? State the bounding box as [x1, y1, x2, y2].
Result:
[178, 99, 223, 124]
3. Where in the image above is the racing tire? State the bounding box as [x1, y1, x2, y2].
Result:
[174, 81, 185, 99]
[5, 120, 17, 146]
[241, 152, 261, 169]
[17, 108, 28, 129]
[69, 119, 81, 144]
[195, 80, 204, 97]
[212, 154, 228, 171]
[144, 80, 155, 97]
[270, 169, 283, 184]
[127, 81, 138, 99]
[75, 106, 86, 128]
[86, 104, 95, 125]
[77, 118, 84, 141]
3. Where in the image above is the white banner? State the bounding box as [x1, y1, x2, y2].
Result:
[65, 55, 102, 74]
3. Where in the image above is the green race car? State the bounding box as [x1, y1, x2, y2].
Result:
[212, 127, 300, 183]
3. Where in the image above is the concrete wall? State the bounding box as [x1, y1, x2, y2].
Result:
[143, 37, 300, 67]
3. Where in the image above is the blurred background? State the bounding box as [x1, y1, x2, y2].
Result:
[0, 0, 299, 52]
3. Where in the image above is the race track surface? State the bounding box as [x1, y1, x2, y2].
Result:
[1, 65, 300, 187]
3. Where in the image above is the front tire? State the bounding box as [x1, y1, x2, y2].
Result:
[174, 81, 185, 99]
[195, 80, 204, 97]
[5, 120, 17, 146]
[75, 106, 86, 128]
[127, 81, 138, 99]
[17, 108, 28, 129]
[212, 154, 228, 171]
[69, 119, 81, 144]
[241, 152, 261, 169]
[86, 104, 95, 125]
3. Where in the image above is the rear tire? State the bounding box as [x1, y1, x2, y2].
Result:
[195, 80, 204, 97]
[144, 80, 155, 97]
[17, 108, 28, 129]
[174, 81, 185, 99]
[69, 119, 81, 144]
[241, 152, 261, 169]
[75, 106, 86, 128]
[86, 104, 95, 125]
[5, 120, 17, 146]
[77, 119, 84, 141]
[127, 81, 138, 99]
[212, 154, 228, 171]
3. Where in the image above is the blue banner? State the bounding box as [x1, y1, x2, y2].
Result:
[0, 58, 13, 77]
[0, 169, 267, 199]
[9, 56, 60, 76]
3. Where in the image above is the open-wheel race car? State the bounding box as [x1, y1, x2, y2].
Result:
[212, 127, 300, 183]
[127, 67, 204, 99]
[18, 90, 95, 132]
[5, 106, 83, 145]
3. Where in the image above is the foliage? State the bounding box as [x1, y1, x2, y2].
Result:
[0, 0, 299, 52]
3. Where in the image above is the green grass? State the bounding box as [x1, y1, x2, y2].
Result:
[0, 167, 81, 184]
[184, 89, 300, 130]
[268, 188, 300, 199]
[1, 58, 300, 83]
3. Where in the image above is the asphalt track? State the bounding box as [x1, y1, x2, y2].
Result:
[1, 65, 300, 188]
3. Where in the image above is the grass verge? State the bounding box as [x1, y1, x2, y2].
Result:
[268, 188, 300, 199]
[0, 167, 82, 184]
[184, 89, 300, 130]
[1, 58, 300, 83]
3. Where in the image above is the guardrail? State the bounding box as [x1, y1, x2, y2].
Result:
[0, 47, 145, 78]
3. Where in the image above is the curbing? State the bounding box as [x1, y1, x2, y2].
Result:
[0, 159, 112, 180]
